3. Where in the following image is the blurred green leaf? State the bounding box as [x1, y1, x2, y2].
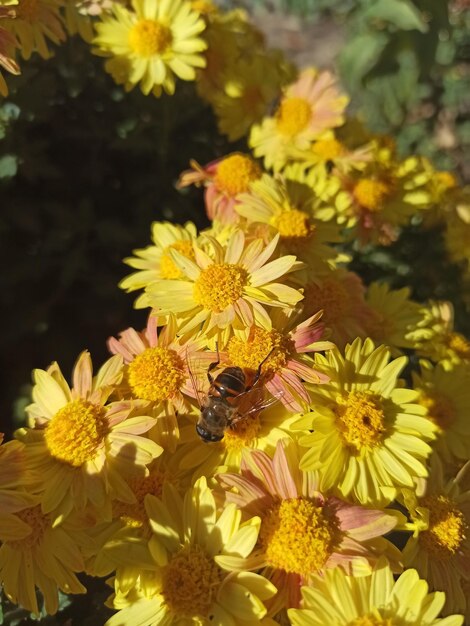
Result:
[0, 155, 18, 178]
[338, 31, 389, 87]
[363, 0, 428, 32]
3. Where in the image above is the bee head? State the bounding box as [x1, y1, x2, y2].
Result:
[195, 423, 224, 443]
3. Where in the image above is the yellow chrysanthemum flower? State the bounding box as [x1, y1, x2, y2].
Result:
[93, 0, 207, 96]
[0, 6, 21, 96]
[402, 457, 470, 617]
[415, 301, 470, 365]
[249, 67, 349, 172]
[288, 558, 464, 626]
[105, 476, 278, 625]
[295, 338, 436, 505]
[413, 359, 470, 462]
[4, 0, 66, 60]
[0, 497, 87, 615]
[119, 221, 198, 308]
[144, 229, 304, 339]
[18, 351, 162, 521]
[236, 173, 346, 271]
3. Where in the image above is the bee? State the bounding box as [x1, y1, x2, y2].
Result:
[190, 347, 279, 443]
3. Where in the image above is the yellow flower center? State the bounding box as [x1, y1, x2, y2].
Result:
[44, 399, 108, 467]
[128, 19, 172, 57]
[436, 171, 457, 191]
[227, 327, 291, 375]
[16, 0, 38, 21]
[446, 332, 470, 360]
[214, 154, 262, 197]
[419, 495, 467, 559]
[193, 263, 247, 313]
[353, 178, 394, 212]
[275, 97, 312, 136]
[304, 278, 349, 324]
[160, 240, 195, 280]
[271, 208, 314, 240]
[162, 545, 224, 618]
[127, 347, 186, 402]
[348, 615, 394, 626]
[9, 505, 50, 550]
[334, 391, 387, 453]
[419, 391, 456, 431]
[260, 498, 343, 576]
[312, 137, 344, 161]
[112, 472, 166, 529]
[223, 413, 261, 452]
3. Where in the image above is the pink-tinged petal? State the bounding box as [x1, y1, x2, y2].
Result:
[107, 336, 134, 362]
[106, 401, 146, 427]
[280, 369, 311, 403]
[273, 441, 298, 499]
[242, 449, 280, 498]
[266, 377, 302, 413]
[334, 500, 398, 538]
[287, 360, 329, 384]
[145, 313, 159, 347]
[72, 351, 93, 398]
[119, 328, 146, 356]
[219, 473, 268, 507]
[225, 230, 245, 264]
[177, 160, 210, 188]
[204, 184, 219, 220]
[233, 298, 254, 327]
[244, 234, 280, 273]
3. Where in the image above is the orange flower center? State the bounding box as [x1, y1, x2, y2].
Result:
[227, 327, 291, 375]
[312, 137, 344, 161]
[419, 495, 467, 559]
[275, 97, 311, 136]
[193, 263, 247, 312]
[334, 391, 387, 453]
[446, 332, 470, 360]
[353, 178, 394, 212]
[127, 347, 186, 402]
[128, 19, 172, 57]
[214, 154, 261, 197]
[271, 208, 314, 240]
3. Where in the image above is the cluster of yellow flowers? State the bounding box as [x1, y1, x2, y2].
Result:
[1, 0, 470, 624]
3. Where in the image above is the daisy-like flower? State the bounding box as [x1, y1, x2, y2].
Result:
[63, 0, 94, 41]
[415, 301, 470, 365]
[18, 350, 162, 521]
[226, 308, 333, 412]
[4, 0, 66, 60]
[288, 557, 464, 626]
[93, 0, 207, 97]
[236, 173, 346, 271]
[302, 268, 371, 349]
[105, 476, 278, 625]
[119, 221, 198, 308]
[0, 496, 86, 615]
[0, 6, 20, 96]
[178, 153, 262, 225]
[402, 457, 470, 617]
[364, 281, 425, 354]
[218, 439, 403, 610]
[295, 337, 436, 505]
[249, 67, 349, 172]
[144, 229, 305, 339]
[108, 312, 213, 450]
[412, 359, 470, 462]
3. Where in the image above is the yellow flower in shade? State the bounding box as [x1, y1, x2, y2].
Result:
[63, 0, 94, 41]
[218, 440, 403, 610]
[364, 281, 425, 355]
[302, 268, 371, 349]
[444, 189, 470, 269]
[93, 0, 207, 96]
[119, 221, 198, 308]
[177, 153, 262, 225]
[105, 476, 278, 625]
[0, 7, 21, 96]
[402, 457, 470, 617]
[415, 301, 470, 366]
[413, 360, 470, 462]
[18, 351, 162, 521]
[108, 312, 214, 451]
[0, 496, 86, 615]
[144, 229, 305, 339]
[249, 67, 349, 172]
[236, 174, 346, 271]
[295, 338, 436, 505]
[288, 557, 464, 626]
[4, 0, 66, 60]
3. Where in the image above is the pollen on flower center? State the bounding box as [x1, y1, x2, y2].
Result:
[44, 399, 108, 467]
[334, 391, 387, 453]
[271, 208, 314, 240]
[128, 19, 173, 57]
[113, 472, 166, 529]
[312, 137, 344, 161]
[162, 545, 224, 618]
[347, 615, 394, 626]
[275, 97, 312, 136]
[223, 413, 262, 452]
[419, 495, 467, 559]
[260, 497, 343, 576]
[160, 240, 195, 280]
[9, 505, 50, 550]
[353, 178, 394, 212]
[303, 279, 349, 324]
[193, 263, 248, 312]
[127, 346, 186, 402]
[419, 391, 456, 431]
[214, 154, 262, 197]
[227, 327, 291, 374]
[446, 332, 470, 360]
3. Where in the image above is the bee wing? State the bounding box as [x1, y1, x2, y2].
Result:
[185, 353, 209, 409]
[232, 387, 285, 423]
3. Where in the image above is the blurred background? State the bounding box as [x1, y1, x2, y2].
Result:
[1, 0, 469, 438]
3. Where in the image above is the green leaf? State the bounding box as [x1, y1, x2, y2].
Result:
[0, 155, 18, 179]
[364, 0, 428, 32]
[338, 32, 389, 88]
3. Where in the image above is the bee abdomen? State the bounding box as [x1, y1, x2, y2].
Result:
[213, 367, 246, 398]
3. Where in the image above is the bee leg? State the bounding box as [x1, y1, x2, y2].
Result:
[207, 341, 221, 384]
[246, 346, 276, 391]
